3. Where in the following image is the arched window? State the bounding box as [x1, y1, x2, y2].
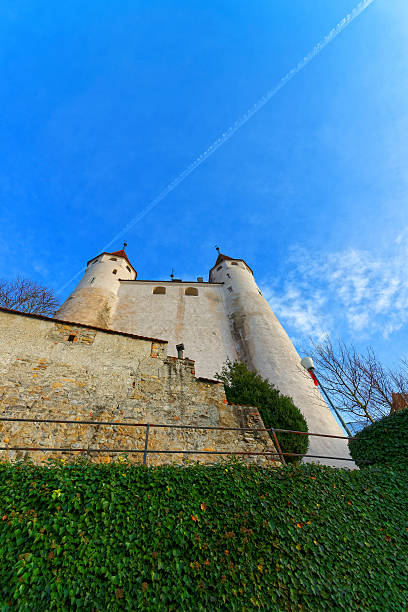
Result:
[153, 286, 166, 295]
[112, 269, 117, 275]
[185, 287, 198, 296]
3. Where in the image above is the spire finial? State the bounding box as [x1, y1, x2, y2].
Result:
[215, 245, 220, 255]
[123, 241, 127, 249]
[170, 268, 174, 280]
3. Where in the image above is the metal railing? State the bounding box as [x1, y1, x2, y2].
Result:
[0, 416, 358, 465]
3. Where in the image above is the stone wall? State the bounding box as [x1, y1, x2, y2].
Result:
[0, 309, 279, 466]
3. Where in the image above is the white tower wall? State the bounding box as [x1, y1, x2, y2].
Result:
[111, 281, 238, 378]
[210, 258, 353, 467]
[56, 253, 136, 329]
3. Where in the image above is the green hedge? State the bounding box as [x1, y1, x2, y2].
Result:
[348, 408, 408, 467]
[260, 394, 309, 465]
[217, 360, 308, 463]
[1, 459, 407, 610]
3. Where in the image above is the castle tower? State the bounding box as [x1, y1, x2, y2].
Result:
[56, 246, 352, 465]
[56, 246, 136, 329]
[210, 253, 352, 464]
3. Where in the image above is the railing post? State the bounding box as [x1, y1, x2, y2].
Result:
[271, 428, 286, 465]
[143, 424, 150, 465]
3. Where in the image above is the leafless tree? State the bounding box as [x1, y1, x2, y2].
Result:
[309, 338, 408, 424]
[0, 276, 59, 317]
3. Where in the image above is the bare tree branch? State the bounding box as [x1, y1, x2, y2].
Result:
[309, 338, 396, 424]
[0, 276, 59, 317]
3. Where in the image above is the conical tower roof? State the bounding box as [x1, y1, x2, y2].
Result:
[86, 243, 136, 276]
[214, 252, 234, 267]
[109, 248, 131, 265]
[210, 251, 253, 277]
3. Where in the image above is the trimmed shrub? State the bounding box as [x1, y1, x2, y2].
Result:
[215, 360, 275, 408]
[0, 459, 407, 610]
[348, 408, 408, 467]
[262, 393, 309, 464]
[217, 360, 308, 463]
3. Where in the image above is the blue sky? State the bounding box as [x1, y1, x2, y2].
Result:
[1, 0, 407, 368]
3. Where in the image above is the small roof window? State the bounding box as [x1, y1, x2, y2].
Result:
[185, 287, 198, 296]
[153, 286, 166, 295]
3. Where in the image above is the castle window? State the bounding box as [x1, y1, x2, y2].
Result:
[126, 266, 131, 272]
[153, 286, 166, 295]
[68, 335, 76, 342]
[112, 269, 117, 275]
[217, 266, 223, 271]
[89, 277, 95, 284]
[109, 257, 117, 261]
[231, 262, 238, 266]
[227, 286, 233, 293]
[185, 287, 198, 296]
[226, 273, 231, 278]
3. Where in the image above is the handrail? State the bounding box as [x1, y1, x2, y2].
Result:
[0, 416, 354, 439]
[0, 415, 361, 464]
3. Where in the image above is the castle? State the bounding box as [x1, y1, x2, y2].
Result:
[53, 246, 352, 466]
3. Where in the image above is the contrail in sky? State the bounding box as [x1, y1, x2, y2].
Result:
[58, 0, 375, 294]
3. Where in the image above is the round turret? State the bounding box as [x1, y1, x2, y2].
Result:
[210, 253, 269, 368]
[210, 252, 353, 466]
[56, 247, 136, 328]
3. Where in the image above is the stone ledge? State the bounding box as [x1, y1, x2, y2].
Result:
[0, 307, 167, 344]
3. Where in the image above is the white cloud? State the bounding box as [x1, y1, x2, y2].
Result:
[33, 262, 49, 279]
[260, 235, 408, 343]
[346, 311, 369, 331]
[262, 284, 330, 343]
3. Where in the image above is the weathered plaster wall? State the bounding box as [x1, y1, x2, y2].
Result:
[56, 253, 136, 328]
[210, 259, 354, 468]
[56, 287, 118, 329]
[111, 281, 238, 379]
[0, 310, 278, 466]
